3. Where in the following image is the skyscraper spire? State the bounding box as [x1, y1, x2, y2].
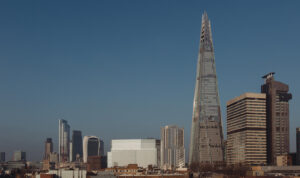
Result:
[189, 12, 224, 165]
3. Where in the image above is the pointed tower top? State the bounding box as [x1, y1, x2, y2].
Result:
[202, 11, 209, 22]
[200, 11, 213, 51]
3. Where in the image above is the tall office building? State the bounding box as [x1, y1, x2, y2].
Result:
[71, 130, 83, 162]
[161, 125, 185, 170]
[156, 139, 161, 168]
[296, 128, 300, 165]
[69, 141, 73, 162]
[226, 93, 267, 165]
[0, 152, 5, 162]
[13, 150, 26, 161]
[59, 119, 70, 162]
[261, 73, 292, 164]
[44, 138, 53, 160]
[83, 136, 101, 163]
[100, 140, 104, 156]
[189, 12, 224, 165]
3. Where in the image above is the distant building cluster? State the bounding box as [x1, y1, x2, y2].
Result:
[1, 12, 300, 178]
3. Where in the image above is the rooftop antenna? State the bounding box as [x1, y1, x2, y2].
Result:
[262, 72, 275, 82]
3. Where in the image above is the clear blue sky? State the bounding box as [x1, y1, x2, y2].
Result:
[0, 0, 299, 161]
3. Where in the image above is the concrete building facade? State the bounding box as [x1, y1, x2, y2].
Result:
[107, 139, 157, 168]
[161, 125, 185, 169]
[226, 93, 267, 165]
[261, 73, 292, 164]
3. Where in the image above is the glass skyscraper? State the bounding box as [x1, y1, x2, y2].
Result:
[71, 130, 83, 161]
[83, 136, 102, 163]
[189, 12, 224, 165]
[59, 119, 70, 162]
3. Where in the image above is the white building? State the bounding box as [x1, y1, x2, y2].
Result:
[36, 169, 86, 178]
[107, 139, 157, 168]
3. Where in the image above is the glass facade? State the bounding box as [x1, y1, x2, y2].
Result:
[189, 12, 224, 165]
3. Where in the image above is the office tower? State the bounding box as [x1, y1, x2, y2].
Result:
[83, 136, 101, 163]
[161, 125, 185, 170]
[297, 128, 300, 165]
[44, 138, 53, 160]
[226, 93, 267, 165]
[0, 152, 5, 162]
[58, 119, 70, 162]
[100, 140, 104, 156]
[13, 150, 26, 161]
[261, 73, 292, 164]
[156, 139, 161, 168]
[71, 130, 83, 162]
[107, 139, 157, 168]
[69, 141, 73, 162]
[189, 12, 224, 165]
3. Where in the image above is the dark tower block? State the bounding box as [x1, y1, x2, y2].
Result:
[261, 72, 292, 165]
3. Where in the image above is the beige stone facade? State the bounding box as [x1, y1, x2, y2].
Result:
[226, 93, 267, 165]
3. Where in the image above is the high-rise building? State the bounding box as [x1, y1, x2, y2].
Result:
[71, 130, 83, 162]
[0, 152, 5, 162]
[296, 128, 300, 165]
[107, 139, 157, 168]
[189, 12, 224, 165]
[69, 141, 73, 162]
[13, 150, 26, 161]
[83, 136, 101, 163]
[59, 119, 70, 162]
[44, 138, 53, 160]
[226, 93, 267, 165]
[161, 125, 185, 169]
[156, 139, 161, 168]
[261, 73, 292, 164]
[99, 140, 104, 156]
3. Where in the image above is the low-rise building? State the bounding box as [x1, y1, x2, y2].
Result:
[276, 154, 293, 166]
[36, 169, 87, 178]
[107, 139, 157, 168]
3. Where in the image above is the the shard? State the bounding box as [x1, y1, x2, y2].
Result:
[189, 12, 224, 165]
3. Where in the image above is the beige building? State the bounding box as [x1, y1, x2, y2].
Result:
[226, 93, 267, 165]
[276, 154, 292, 166]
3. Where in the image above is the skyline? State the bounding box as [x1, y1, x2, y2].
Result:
[0, 0, 300, 161]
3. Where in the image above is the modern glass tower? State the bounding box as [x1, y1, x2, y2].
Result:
[83, 136, 101, 163]
[59, 119, 70, 162]
[71, 130, 83, 161]
[189, 12, 224, 165]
